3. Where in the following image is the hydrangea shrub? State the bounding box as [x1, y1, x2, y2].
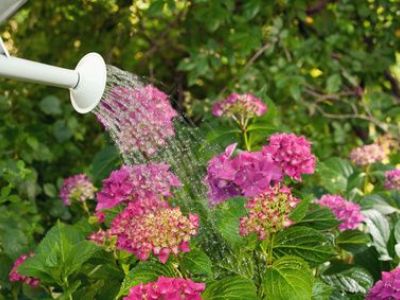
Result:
[9, 87, 400, 300]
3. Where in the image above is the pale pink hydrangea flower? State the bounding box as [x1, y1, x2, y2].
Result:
[350, 144, 386, 166]
[212, 93, 267, 119]
[9, 253, 40, 287]
[124, 277, 205, 300]
[385, 169, 400, 191]
[96, 163, 181, 211]
[262, 133, 316, 181]
[88, 229, 110, 246]
[205, 143, 282, 205]
[109, 198, 199, 264]
[96, 85, 178, 157]
[316, 195, 364, 231]
[60, 174, 96, 206]
[366, 268, 400, 299]
[239, 185, 299, 240]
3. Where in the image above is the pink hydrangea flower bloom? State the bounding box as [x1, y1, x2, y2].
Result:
[239, 185, 299, 240]
[366, 268, 400, 299]
[205, 144, 282, 205]
[124, 276, 205, 300]
[60, 174, 96, 206]
[109, 198, 199, 263]
[9, 253, 40, 287]
[96, 163, 181, 211]
[88, 229, 109, 245]
[96, 85, 178, 157]
[262, 133, 316, 181]
[385, 169, 400, 191]
[316, 195, 364, 231]
[212, 93, 267, 119]
[350, 144, 386, 166]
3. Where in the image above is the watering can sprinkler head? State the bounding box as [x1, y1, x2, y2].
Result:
[0, 0, 107, 114]
[0, 44, 107, 114]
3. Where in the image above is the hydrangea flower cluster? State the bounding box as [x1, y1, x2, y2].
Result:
[385, 169, 400, 191]
[124, 277, 205, 300]
[316, 195, 364, 231]
[205, 143, 282, 205]
[60, 174, 96, 206]
[349, 144, 386, 166]
[366, 268, 400, 299]
[9, 253, 40, 287]
[96, 163, 181, 211]
[212, 93, 267, 120]
[96, 85, 178, 157]
[109, 198, 199, 263]
[262, 133, 316, 181]
[239, 185, 299, 240]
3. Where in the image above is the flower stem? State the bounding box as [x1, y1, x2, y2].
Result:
[363, 165, 371, 194]
[243, 129, 251, 151]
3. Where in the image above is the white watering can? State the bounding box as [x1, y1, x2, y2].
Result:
[0, 0, 107, 113]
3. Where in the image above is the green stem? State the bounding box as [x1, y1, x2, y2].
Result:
[243, 129, 251, 151]
[81, 201, 90, 216]
[363, 165, 371, 194]
[63, 277, 73, 300]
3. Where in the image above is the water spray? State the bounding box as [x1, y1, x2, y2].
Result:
[0, 0, 107, 113]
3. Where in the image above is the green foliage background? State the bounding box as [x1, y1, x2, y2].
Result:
[0, 0, 400, 298]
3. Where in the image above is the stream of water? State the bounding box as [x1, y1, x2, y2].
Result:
[93, 65, 226, 257]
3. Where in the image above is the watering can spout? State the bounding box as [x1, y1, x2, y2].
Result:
[0, 1, 107, 114]
[0, 42, 106, 113]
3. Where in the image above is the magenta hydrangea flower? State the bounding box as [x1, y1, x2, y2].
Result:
[385, 169, 400, 191]
[262, 133, 316, 181]
[205, 144, 282, 205]
[316, 195, 364, 231]
[124, 277, 205, 300]
[9, 253, 40, 287]
[109, 198, 199, 263]
[96, 85, 178, 157]
[239, 185, 299, 240]
[60, 174, 96, 206]
[350, 144, 386, 166]
[212, 93, 267, 119]
[96, 163, 181, 211]
[366, 268, 400, 299]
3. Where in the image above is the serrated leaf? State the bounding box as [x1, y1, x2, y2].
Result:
[18, 222, 98, 283]
[89, 145, 120, 183]
[202, 275, 258, 300]
[312, 280, 333, 300]
[318, 158, 353, 194]
[336, 230, 370, 253]
[289, 194, 312, 222]
[297, 205, 340, 230]
[273, 226, 335, 266]
[321, 263, 373, 294]
[361, 194, 400, 215]
[181, 249, 213, 277]
[215, 198, 246, 248]
[263, 256, 313, 300]
[362, 209, 391, 261]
